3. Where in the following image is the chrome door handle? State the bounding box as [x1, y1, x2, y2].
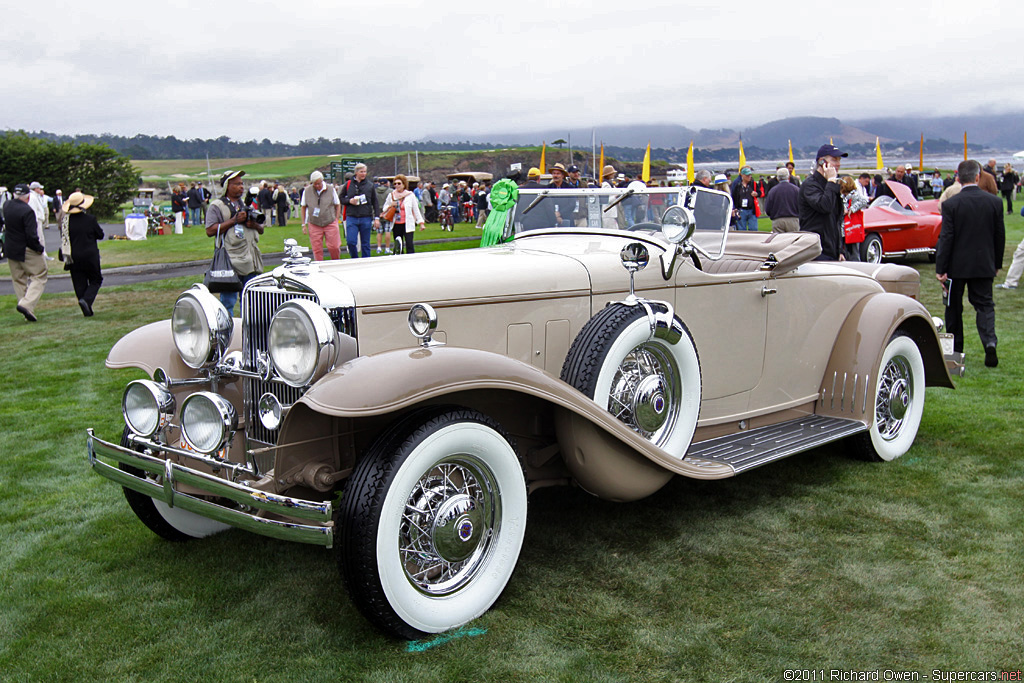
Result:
[761, 286, 778, 297]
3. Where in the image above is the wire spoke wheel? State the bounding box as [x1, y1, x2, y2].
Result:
[399, 457, 498, 596]
[874, 355, 913, 441]
[607, 342, 681, 446]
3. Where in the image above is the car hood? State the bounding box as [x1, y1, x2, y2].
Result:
[313, 242, 594, 308]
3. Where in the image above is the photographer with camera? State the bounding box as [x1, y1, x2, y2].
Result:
[206, 169, 264, 315]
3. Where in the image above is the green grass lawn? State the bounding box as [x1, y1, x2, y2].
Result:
[1, 223, 1021, 681]
[133, 147, 544, 183]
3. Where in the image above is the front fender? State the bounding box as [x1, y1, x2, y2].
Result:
[296, 346, 733, 484]
[818, 293, 953, 420]
[106, 319, 242, 378]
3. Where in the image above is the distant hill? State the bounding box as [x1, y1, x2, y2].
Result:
[427, 112, 1024, 152]
[849, 113, 1024, 149]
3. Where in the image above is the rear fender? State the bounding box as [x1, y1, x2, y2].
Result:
[817, 293, 953, 421]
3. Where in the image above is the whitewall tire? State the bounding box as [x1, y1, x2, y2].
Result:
[339, 408, 527, 639]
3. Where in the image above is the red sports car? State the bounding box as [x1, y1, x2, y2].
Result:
[859, 180, 942, 264]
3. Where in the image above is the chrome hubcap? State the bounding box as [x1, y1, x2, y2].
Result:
[608, 342, 680, 445]
[876, 356, 913, 440]
[866, 240, 882, 263]
[400, 457, 498, 596]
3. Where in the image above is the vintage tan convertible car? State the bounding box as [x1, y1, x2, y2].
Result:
[87, 185, 960, 639]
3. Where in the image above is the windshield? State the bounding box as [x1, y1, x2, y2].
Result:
[509, 186, 732, 236]
[869, 196, 915, 215]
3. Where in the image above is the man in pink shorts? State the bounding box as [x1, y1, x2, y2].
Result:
[300, 170, 342, 260]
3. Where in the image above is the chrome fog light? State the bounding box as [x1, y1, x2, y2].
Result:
[408, 303, 438, 344]
[122, 380, 175, 438]
[172, 284, 234, 369]
[180, 392, 237, 454]
[258, 392, 288, 431]
[268, 300, 339, 387]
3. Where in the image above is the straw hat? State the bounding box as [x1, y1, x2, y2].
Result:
[62, 191, 95, 214]
[601, 165, 616, 179]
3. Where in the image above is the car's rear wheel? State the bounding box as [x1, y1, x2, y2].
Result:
[848, 333, 926, 462]
[338, 408, 527, 639]
[119, 427, 232, 541]
[862, 233, 884, 264]
[561, 303, 701, 458]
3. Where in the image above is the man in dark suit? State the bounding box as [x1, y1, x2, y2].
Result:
[935, 159, 1005, 367]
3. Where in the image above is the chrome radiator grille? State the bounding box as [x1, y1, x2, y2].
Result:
[241, 285, 319, 453]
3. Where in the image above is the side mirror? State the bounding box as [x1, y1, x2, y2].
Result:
[620, 242, 649, 300]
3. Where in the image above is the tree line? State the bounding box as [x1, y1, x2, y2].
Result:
[1, 132, 138, 217]
[13, 130, 500, 161]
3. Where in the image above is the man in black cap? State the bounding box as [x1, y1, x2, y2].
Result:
[3, 184, 48, 321]
[565, 164, 585, 189]
[799, 143, 849, 260]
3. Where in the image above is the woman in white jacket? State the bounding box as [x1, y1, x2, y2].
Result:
[381, 174, 425, 254]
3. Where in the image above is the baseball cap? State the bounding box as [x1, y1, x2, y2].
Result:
[904, 163, 913, 170]
[14, 183, 32, 196]
[567, 164, 580, 173]
[740, 166, 753, 176]
[220, 169, 246, 187]
[527, 167, 541, 178]
[309, 170, 324, 183]
[815, 144, 848, 160]
[29, 181, 44, 190]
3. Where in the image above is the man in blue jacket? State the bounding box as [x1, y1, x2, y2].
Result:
[341, 163, 380, 258]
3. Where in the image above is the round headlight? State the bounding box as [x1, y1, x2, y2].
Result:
[268, 300, 339, 387]
[122, 380, 175, 438]
[172, 285, 233, 369]
[408, 303, 437, 340]
[661, 205, 696, 244]
[180, 392, 237, 454]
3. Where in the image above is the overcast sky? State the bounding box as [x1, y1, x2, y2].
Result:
[5, 0, 1021, 144]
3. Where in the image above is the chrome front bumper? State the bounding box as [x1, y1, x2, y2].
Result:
[86, 429, 334, 547]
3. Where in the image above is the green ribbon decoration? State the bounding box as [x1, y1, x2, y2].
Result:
[480, 179, 519, 247]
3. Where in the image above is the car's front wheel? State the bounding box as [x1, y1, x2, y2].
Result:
[119, 427, 232, 541]
[848, 333, 926, 462]
[561, 302, 701, 458]
[338, 408, 527, 639]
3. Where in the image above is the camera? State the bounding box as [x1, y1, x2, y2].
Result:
[236, 209, 265, 225]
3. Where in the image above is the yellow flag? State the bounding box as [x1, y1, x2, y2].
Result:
[598, 143, 605, 185]
[738, 140, 746, 170]
[539, 142, 546, 174]
[788, 139, 794, 165]
[875, 137, 883, 170]
[963, 131, 967, 161]
[642, 142, 651, 182]
[919, 133, 924, 171]
[686, 141, 694, 183]
[830, 136, 834, 145]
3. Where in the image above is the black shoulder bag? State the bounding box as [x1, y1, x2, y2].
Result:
[203, 203, 242, 293]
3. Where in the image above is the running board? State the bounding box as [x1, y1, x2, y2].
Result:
[685, 415, 868, 474]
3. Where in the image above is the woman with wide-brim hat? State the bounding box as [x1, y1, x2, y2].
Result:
[60, 191, 104, 316]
